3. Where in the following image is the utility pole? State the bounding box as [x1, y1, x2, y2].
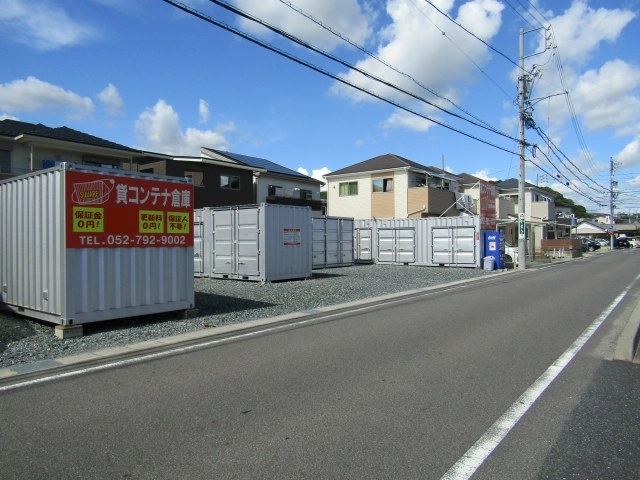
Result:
[517, 28, 527, 270]
[609, 157, 616, 248]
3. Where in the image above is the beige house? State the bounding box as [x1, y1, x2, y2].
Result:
[324, 153, 464, 219]
[493, 179, 557, 251]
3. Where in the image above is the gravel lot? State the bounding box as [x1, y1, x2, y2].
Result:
[0, 264, 492, 369]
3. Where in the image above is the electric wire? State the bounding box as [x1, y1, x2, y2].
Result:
[502, 0, 537, 29]
[205, 0, 519, 143]
[160, 0, 521, 155]
[280, 0, 508, 134]
[421, 0, 519, 68]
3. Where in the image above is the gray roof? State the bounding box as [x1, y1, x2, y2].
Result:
[0, 119, 137, 152]
[326, 153, 461, 179]
[458, 172, 485, 185]
[494, 178, 538, 190]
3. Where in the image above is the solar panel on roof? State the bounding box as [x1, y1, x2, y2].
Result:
[220, 151, 307, 178]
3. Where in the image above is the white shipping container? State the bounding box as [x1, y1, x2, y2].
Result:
[353, 216, 481, 267]
[0, 163, 195, 325]
[311, 216, 354, 268]
[194, 204, 312, 282]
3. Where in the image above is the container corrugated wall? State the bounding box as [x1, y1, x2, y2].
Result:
[353, 216, 481, 267]
[194, 204, 312, 282]
[311, 216, 354, 268]
[0, 164, 195, 325]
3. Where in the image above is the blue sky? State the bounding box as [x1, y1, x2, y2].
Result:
[1, 0, 639, 214]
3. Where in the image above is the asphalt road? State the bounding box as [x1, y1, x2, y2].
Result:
[1, 251, 640, 479]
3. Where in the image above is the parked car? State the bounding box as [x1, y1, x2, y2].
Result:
[629, 237, 640, 248]
[616, 237, 631, 249]
[579, 237, 601, 252]
[597, 238, 610, 247]
[504, 242, 519, 267]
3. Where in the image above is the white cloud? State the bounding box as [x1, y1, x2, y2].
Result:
[298, 166, 331, 189]
[135, 99, 235, 155]
[199, 99, 210, 124]
[0, 76, 94, 118]
[572, 60, 640, 133]
[538, 1, 636, 66]
[331, 0, 503, 131]
[616, 136, 640, 168]
[233, 0, 373, 51]
[0, 0, 99, 50]
[471, 169, 498, 181]
[98, 84, 123, 115]
[383, 109, 436, 131]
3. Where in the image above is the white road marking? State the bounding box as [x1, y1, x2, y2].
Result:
[440, 272, 640, 480]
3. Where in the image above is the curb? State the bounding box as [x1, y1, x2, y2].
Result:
[613, 300, 640, 364]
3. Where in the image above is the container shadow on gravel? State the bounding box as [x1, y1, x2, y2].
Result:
[309, 271, 349, 280]
[194, 292, 277, 315]
[0, 317, 39, 354]
[75, 293, 278, 336]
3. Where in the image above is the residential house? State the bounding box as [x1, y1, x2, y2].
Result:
[130, 152, 256, 208]
[200, 148, 324, 211]
[494, 178, 557, 250]
[324, 153, 463, 219]
[0, 119, 323, 211]
[117, 149, 325, 211]
[0, 119, 143, 180]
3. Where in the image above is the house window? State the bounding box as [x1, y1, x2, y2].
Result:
[220, 174, 240, 190]
[372, 178, 393, 193]
[184, 170, 204, 187]
[268, 185, 282, 196]
[85, 161, 120, 169]
[299, 189, 312, 200]
[339, 181, 358, 196]
[413, 175, 426, 187]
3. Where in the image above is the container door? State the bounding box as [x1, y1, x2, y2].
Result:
[396, 228, 416, 264]
[312, 218, 327, 268]
[324, 218, 340, 266]
[378, 228, 415, 263]
[340, 219, 354, 265]
[212, 210, 235, 275]
[452, 227, 476, 265]
[377, 228, 395, 263]
[432, 227, 453, 264]
[355, 227, 373, 262]
[193, 221, 204, 276]
[236, 208, 260, 277]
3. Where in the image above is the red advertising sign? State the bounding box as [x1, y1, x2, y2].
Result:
[479, 180, 497, 231]
[65, 170, 194, 248]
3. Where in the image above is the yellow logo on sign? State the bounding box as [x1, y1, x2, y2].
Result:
[139, 210, 164, 233]
[73, 207, 104, 232]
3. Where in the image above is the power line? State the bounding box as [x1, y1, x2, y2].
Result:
[279, 0, 507, 135]
[421, 0, 519, 69]
[160, 0, 521, 156]
[205, 0, 519, 142]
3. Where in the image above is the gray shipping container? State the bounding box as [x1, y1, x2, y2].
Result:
[353, 216, 481, 267]
[311, 216, 354, 268]
[194, 204, 312, 282]
[0, 163, 195, 325]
